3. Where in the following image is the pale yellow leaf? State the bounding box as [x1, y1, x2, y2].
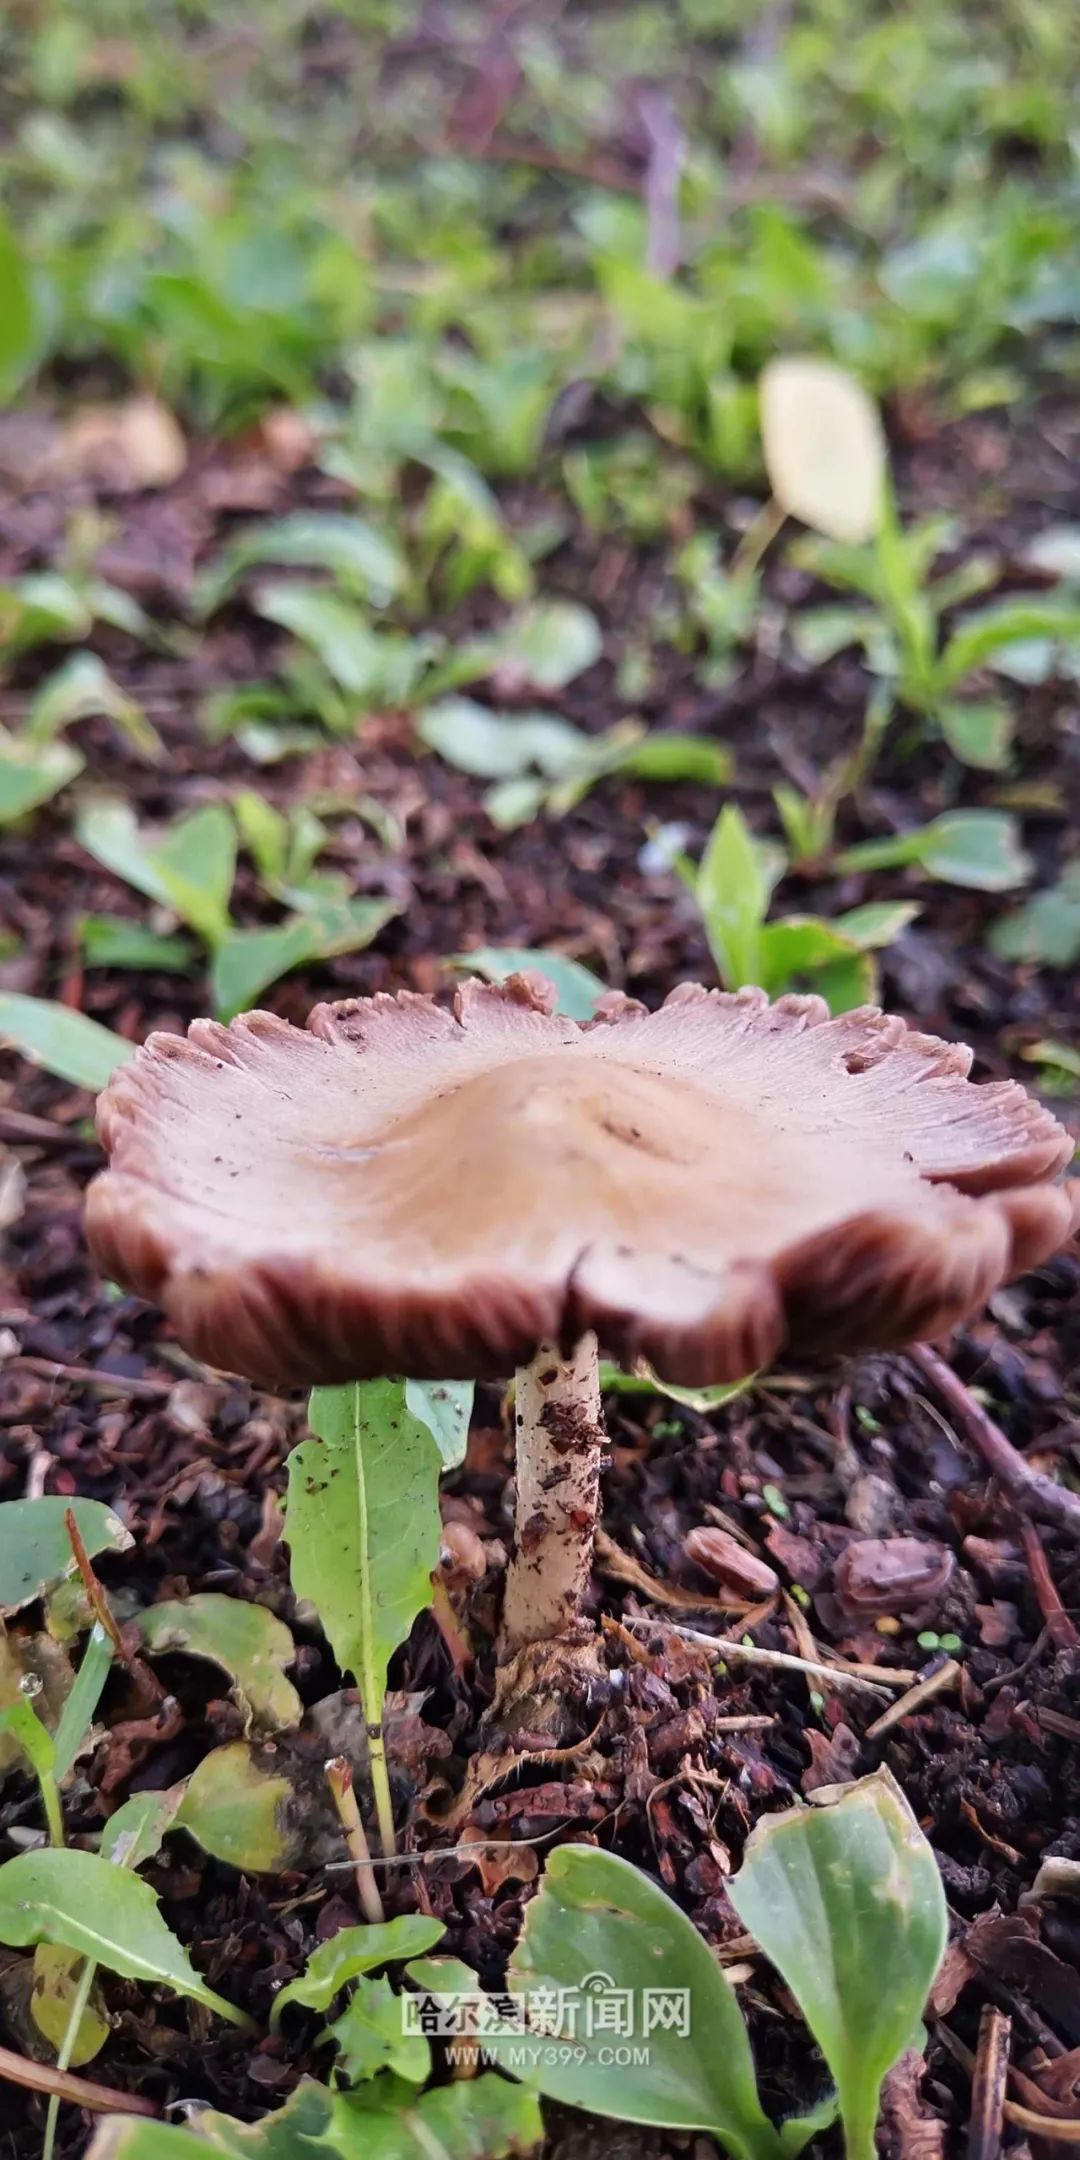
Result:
[760, 358, 885, 543]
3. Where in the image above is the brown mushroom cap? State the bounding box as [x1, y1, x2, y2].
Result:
[86, 976, 1078, 1388]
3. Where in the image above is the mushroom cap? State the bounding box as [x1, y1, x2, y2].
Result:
[86, 977, 1078, 1389]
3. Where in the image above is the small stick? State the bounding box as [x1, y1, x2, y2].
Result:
[941, 2026, 1080, 2145]
[621, 1615, 902, 1698]
[1016, 1517, 1079, 1650]
[0, 2041, 156, 2114]
[909, 1346, 1080, 1539]
[16, 1357, 168, 1401]
[325, 1757, 384, 1925]
[65, 1510, 126, 1658]
[967, 2005, 1011, 2160]
[863, 1658, 960, 1742]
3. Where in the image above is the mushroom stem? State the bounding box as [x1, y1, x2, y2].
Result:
[500, 1332, 607, 1656]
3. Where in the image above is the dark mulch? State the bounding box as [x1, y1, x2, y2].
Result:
[0, 403, 1078, 2156]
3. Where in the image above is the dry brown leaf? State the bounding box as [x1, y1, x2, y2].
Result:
[56, 396, 187, 491]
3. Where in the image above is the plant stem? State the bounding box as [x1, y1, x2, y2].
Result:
[730, 495, 787, 583]
[39, 1770, 65, 1853]
[42, 1956, 97, 2160]
[325, 1756, 385, 1923]
[500, 1333, 607, 1656]
[366, 1728, 397, 1858]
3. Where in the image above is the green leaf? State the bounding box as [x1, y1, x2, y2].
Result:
[82, 917, 196, 974]
[498, 1844, 784, 2158]
[0, 1694, 58, 1805]
[231, 791, 291, 889]
[257, 586, 429, 705]
[137, 1595, 301, 1733]
[101, 1788, 187, 1871]
[149, 804, 236, 946]
[418, 699, 590, 781]
[939, 699, 1014, 770]
[622, 732, 733, 786]
[599, 1365, 757, 1412]
[176, 1742, 294, 1875]
[838, 811, 1030, 892]
[941, 599, 1080, 687]
[696, 805, 773, 987]
[210, 919, 318, 1019]
[0, 733, 83, 824]
[196, 513, 404, 616]
[285, 1381, 444, 1737]
[24, 653, 161, 761]
[210, 898, 398, 1020]
[454, 947, 607, 1021]
[0, 573, 90, 656]
[75, 800, 176, 911]
[0, 211, 38, 401]
[271, 1917, 444, 2025]
[789, 606, 875, 666]
[53, 1623, 114, 1780]
[833, 901, 920, 950]
[353, 2075, 544, 2160]
[326, 1974, 431, 2085]
[0, 993, 134, 1090]
[404, 1381, 474, 1471]
[990, 861, 1080, 968]
[0, 1849, 251, 2027]
[729, 1770, 947, 2160]
[915, 811, 1030, 891]
[0, 1498, 132, 1616]
[86, 2071, 544, 2160]
[488, 599, 602, 692]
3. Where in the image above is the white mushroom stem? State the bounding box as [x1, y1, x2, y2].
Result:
[500, 1333, 607, 1656]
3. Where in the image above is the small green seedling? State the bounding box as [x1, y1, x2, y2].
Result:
[791, 497, 1080, 774]
[683, 803, 916, 1011]
[75, 794, 398, 1017]
[991, 857, 1080, 970]
[421, 696, 731, 831]
[283, 1382, 456, 1858]
[475, 1770, 945, 2160]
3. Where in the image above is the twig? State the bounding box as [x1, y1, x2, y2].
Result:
[639, 91, 684, 279]
[0, 2041, 155, 2114]
[322, 1825, 576, 1874]
[0, 1111, 92, 1151]
[863, 1658, 961, 1742]
[325, 1758, 384, 1924]
[1017, 1517, 1079, 1649]
[909, 1346, 1080, 1538]
[65, 1510, 126, 1659]
[967, 2005, 1011, 2160]
[621, 1615, 907, 1698]
[15, 1356, 168, 1401]
[941, 2025, 1080, 2144]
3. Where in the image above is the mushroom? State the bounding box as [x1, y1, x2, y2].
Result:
[86, 976, 1077, 1660]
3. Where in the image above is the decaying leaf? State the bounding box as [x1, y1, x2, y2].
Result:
[760, 358, 886, 544]
[137, 1594, 302, 1732]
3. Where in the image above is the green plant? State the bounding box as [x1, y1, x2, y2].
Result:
[792, 497, 1080, 773]
[284, 1381, 464, 1859]
[420, 699, 731, 831]
[476, 1772, 945, 2159]
[990, 858, 1080, 969]
[74, 796, 398, 1017]
[682, 804, 916, 1012]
